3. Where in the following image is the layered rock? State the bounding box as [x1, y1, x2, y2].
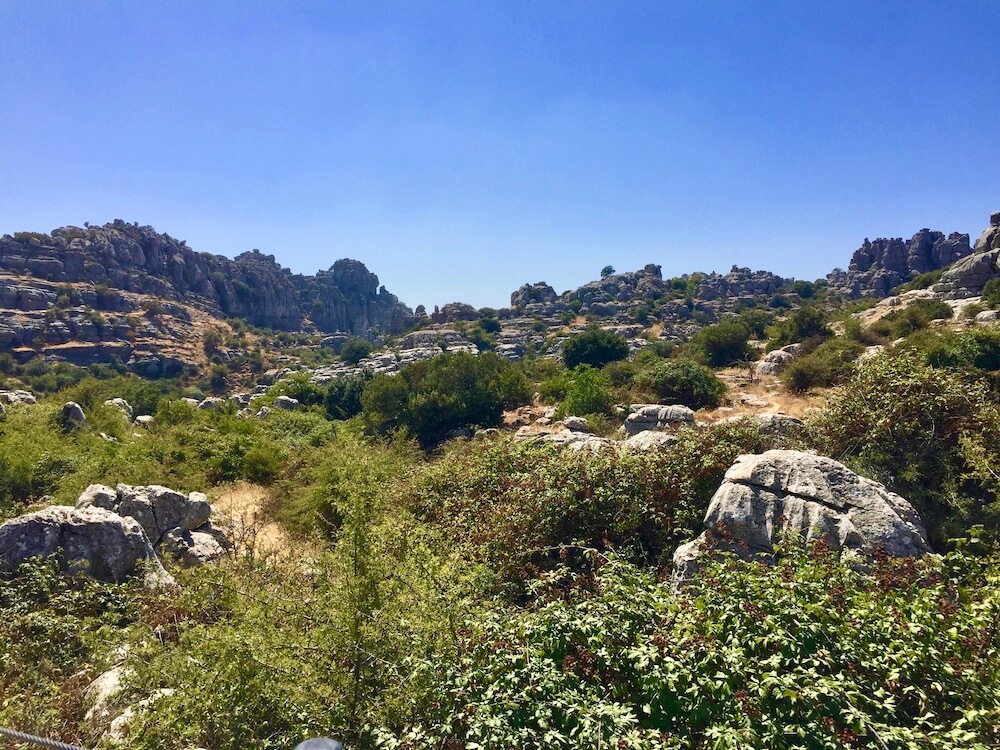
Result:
[932, 212, 1000, 299]
[623, 404, 695, 436]
[827, 228, 972, 299]
[673, 450, 931, 584]
[0, 505, 172, 586]
[0, 220, 412, 336]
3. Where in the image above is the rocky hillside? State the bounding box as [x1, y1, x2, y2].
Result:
[826, 228, 971, 298]
[0, 220, 412, 335]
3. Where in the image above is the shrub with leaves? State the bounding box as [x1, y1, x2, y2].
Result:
[634, 359, 726, 409]
[813, 348, 1000, 547]
[383, 546, 1000, 749]
[562, 327, 629, 370]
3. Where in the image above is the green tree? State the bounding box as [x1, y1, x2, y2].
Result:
[341, 338, 374, 365]
[691, 318, 752, 367]
[600, 265, 615, 278]
[562, 327, 629, 370]
[635, 359, 726, 409]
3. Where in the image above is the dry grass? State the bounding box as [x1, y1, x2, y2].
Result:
[211, 481, 293, 556]
[698, 368, 828, 423]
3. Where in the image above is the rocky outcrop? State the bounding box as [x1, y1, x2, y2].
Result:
[753, 344, 801, 376]
[673, 450, 931, 584]
[623, 404, 695, 436]
[510, 282, 558, 308]
[429, 302, 479, 325]
[827, 228, 972, 299]
[693, 266, 789, 301]
[0, 220, 412, 336]
[930, 212, 1000, 299]
[0, 505, 172, 586]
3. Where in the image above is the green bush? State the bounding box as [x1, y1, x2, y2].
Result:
[635, 359, 726, 409]
[870, 299, 954, 341]
[562, 327, 629, 370]
[362, 352, 530, 448]
[896, 267, 947, 293]
[782, 336, 865, 392]
[813, 349, 1000, 548]
[324, 370, 375, 420]
[690, 318, 752, 367]
[387, 547, 1000, 748]
[767, 306, 832, 349]
[340, 338, 374, 365]
[982, 277, 1000, 308]
[557, 365, 614, 418]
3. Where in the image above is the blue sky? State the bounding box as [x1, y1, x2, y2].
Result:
[1, 1, 997, 310]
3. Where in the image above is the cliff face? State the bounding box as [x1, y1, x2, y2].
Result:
[826, 229, 971, 299]
[0, 220, 411, 335]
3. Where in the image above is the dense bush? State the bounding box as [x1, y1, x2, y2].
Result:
[982, 277, 1000, 308]
[557, 365, 615, 418]
[690, 318, 752, 367]
[388, 547, 1000, 749]
[324, 370, 375, 420]
[408, 422, 779, 597]
[340, 338, 374, 365]
[362, 352, 531, 448]
[635, 359, 726, 409]
[562, 327, 629, 370]
[813, 349, 1000, 548]
[767, 306, 832, 349]
[870, 298, 953, 340]
[782, 336, 865, 392]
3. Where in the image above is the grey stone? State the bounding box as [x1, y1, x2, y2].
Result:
[159, 527, 226, 566]
[623, 430, 678, 451]
[133, 415, 155, 429]
[104, 398, 133, 420]
[273, 395, 299, 410]
[673, 450, 931, 585]
[61, 401, 87, 427]
[561, 416, 591, 433]
[197, 396, 225, 411]
[0, 505, 173, 587]
[623, 404, 695, 436]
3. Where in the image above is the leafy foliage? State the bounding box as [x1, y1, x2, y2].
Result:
[362, 352, 531, 448]
[562, 327, 629, 370]
[635, 359, 726, 409]
[690, 318, 753, 367]
[341, 338, 374, 365]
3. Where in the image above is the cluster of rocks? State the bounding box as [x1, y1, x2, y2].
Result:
[672, 450, 932, 585]
[0, 483, 229, 587]
[931, 212, 1000, 300]
[826, 228, 972, 299]
[0, 220, 413, 336]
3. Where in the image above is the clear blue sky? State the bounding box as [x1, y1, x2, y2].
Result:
[1, 1, 997, 310]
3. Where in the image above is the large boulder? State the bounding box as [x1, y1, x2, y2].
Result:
[623, 430, 677, 451]
[0, 505, 173, 586]
[623, 404, 695, 436]
[673, 450, 931, 584]
[61, 401, 87, 428]
[753, 344, 800, 376]
[104, 397, 133, 420]
[76, 484, 212, 546]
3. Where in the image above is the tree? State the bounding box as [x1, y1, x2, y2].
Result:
[562, 327, 629, 370]
[600, 265, 615, 279]
[341, 338, 374, 365]
[635, 359, 726, 409]
[691, 318, 753, 368]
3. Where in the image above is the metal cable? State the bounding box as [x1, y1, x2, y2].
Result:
[0, 727, 91, 750]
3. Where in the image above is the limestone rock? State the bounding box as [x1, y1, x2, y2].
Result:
[77, 484, 212, 546]
[561, 416, 591, 433]
[0, 505, 173, 587]
[623, 404, 695, 436]
[623, 430, 677, 451]
[197, 396, 225, 411]
[0, 389, 37, 405]
[61, 401, 87, 427]
[932, 247, 1000, 300]
[753, 344, 800, 376]
[673, 450, 931, 585]
[133, 415, 155, 429]
[273, 395, 299, 410]
[159, 527, 226, 566]
[104, 397, 133, 420]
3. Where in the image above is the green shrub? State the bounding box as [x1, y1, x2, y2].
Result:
[340, 338, 374, 365]
[782, 336, 865, 392]
[557, 365, 614, 418]
[870, 299, 954, 340]
[767, 306, 832, 349]
[562, 327, 629, 370]
[813, 349, 1000, 548]
[323, 370, 375, 421]
[387, 547, 1000, 748]
[362, 352, 530, 448]
[690, 318, 752, 367]
[635, 359, 726, 409]
[982, 277, 1000, 308]
[896, 267, 947, 293]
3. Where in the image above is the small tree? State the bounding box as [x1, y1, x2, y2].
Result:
[600, 265, 615, 279]
[562, 327, 629, 370]
[341, 338, 374, 365]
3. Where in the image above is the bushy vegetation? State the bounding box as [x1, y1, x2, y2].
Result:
[3, 322, 1000, 749]
[635, 359, 727, 409]
[782, 337, 865, 392]
[562, 327, 629, 369]
[362, 352, 531, 448]
[689, 318, 753, 367]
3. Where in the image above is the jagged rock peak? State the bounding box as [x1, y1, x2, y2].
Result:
[826, 226, 971, 299]
[0, 220, 412, 336]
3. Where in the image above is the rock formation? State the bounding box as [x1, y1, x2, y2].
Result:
[0, 220, 412, 335]
[931, 212, 1000, 299]
[673, 450, 931, 584]
[827, 228, 971, 299]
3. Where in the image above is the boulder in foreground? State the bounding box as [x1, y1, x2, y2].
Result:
[673, 449, 931, 585]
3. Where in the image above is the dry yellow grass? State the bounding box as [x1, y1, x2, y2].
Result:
[211, 481, 293, 556]
[698, 368, 828, 423]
